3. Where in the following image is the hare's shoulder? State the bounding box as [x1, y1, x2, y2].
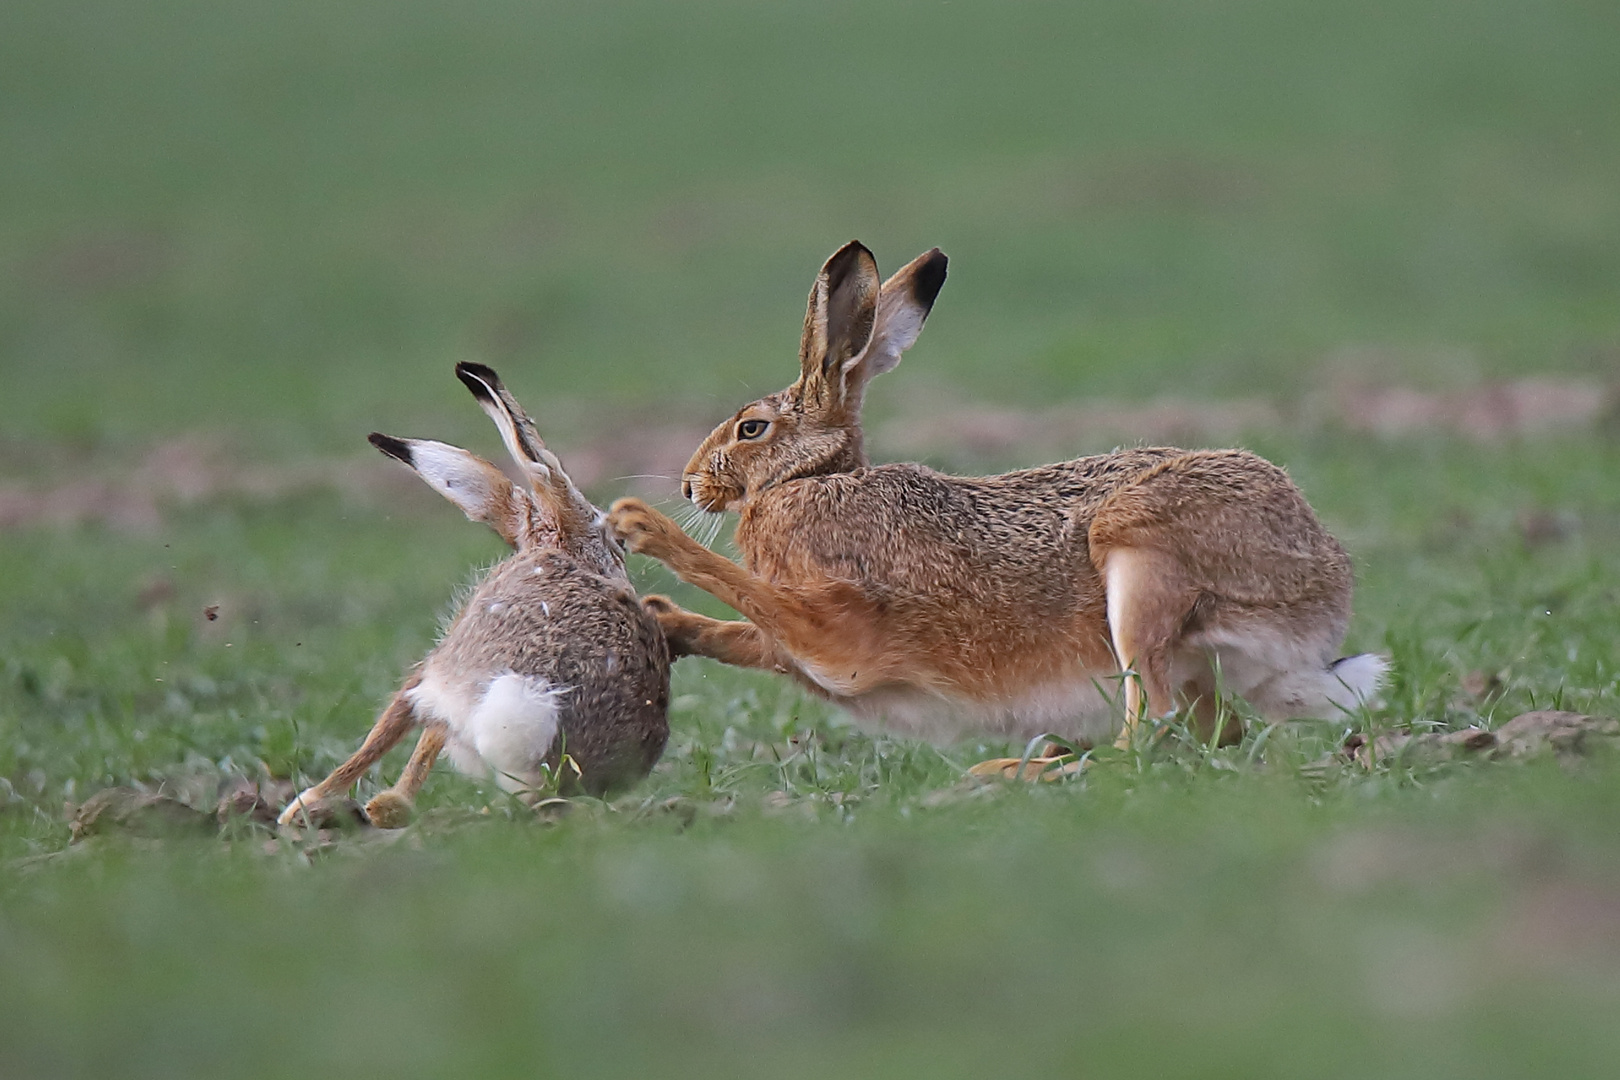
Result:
[461, 552, 645, 632]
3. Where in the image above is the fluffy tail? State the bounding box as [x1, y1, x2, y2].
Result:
[1250, 653, 1389, 720]
[1320, 653, 1389, 714]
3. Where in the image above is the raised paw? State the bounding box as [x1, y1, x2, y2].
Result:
[639, 594, 704, 657]
[608, 497, 682, 560]
[640, 593, 682, 617]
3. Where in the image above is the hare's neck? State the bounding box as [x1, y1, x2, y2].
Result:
[780, 432, 867, 484]
[820, 436, 868, 476]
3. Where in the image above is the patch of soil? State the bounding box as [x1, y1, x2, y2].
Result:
[1342, 711, 1620, 769]
[2, 377, 1612, 532]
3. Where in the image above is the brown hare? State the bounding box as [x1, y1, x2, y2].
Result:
[280, 363, 669, 828]
[608, 241, 1384, 767]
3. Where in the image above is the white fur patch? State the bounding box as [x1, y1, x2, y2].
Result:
[469, 674, 565, 791]
[1102, 548, 1148, 668]
[408, 671, 567, 791]
[1325, 653, 1389, 709]
[840, 673, 1118, 746]
[408, 440, 499, 520]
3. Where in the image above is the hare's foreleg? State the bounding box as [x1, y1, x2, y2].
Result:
[364, 722, 448, 828]
[612, 499, 889, 692]
[642, 595, 777, 669]
[278, 677, 422, 827]
[611, 499, 808, 627]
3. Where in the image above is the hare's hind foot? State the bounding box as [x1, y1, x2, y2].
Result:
[363, 790, 414, 829]
[967, 739, 1087, 782]
[966, 755, 1085, 782]
[362, 724, 450, 830]
[276, 794, 368, 830]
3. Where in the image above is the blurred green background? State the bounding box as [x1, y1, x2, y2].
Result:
[3, 1, 1620, 1077]
[5, 0, 1618, 452]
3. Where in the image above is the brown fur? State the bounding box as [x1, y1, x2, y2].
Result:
[612, 242, 1381, 749]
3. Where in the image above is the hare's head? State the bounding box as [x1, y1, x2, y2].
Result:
[370, 363, 626, 578]
[681, 241, 946, 512]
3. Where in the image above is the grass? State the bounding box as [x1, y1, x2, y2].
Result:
[3, 0, 1620, 1076]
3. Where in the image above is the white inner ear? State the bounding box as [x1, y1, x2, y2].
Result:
[842, 292, 925, 383]
[410, 440, 498, 517]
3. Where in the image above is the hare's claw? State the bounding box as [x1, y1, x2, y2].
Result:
[966, 756, 1085, 782]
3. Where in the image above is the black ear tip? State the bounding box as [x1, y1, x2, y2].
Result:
[912, 248, 948, 308]
[455, 362, 501, 402]
[369, 432, 413, 464]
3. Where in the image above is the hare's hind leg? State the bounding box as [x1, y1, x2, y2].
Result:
[364, 723, 448, 829]
[278, 678, 422, 827]
[1099, 548, 1199, 749]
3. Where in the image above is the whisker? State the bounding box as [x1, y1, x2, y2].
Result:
[611, 474, 673, 483]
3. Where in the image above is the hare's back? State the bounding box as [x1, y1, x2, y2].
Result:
[742, 450, 1179, 593]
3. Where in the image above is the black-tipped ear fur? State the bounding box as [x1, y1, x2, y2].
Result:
[455, 362, 548, 466]
[907, 248, 948, 313]
[371, 434, 525, 549]
[455, 361, 500, 407]
[369, 432, 413, 465]
[853, 247, 948, 384]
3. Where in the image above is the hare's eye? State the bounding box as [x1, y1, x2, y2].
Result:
[736, 419, 769, 440]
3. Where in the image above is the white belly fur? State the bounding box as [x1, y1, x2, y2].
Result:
[834, 672, 1122, 747]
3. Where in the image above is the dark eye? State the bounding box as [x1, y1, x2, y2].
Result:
[736, 419, 769, 440]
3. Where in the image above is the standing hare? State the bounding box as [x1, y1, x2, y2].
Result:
[280, 363, 669, 828]
[608, 241, 1384, 768]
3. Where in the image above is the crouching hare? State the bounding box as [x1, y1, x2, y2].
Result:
[280, 363, 669, 828]
[608, 241, 1384, 766]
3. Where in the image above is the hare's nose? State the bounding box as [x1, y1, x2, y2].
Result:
[681, 479, 694, 501]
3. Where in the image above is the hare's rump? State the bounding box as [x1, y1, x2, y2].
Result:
[1087, 450, 1361, 734]
[422, 553, 670, 797]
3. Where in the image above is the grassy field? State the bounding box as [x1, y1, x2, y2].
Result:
[3, 1, 1620, 1076]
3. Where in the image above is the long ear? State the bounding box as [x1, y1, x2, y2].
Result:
[857, 247, 947, 384]
[796, 241, 880, 412]
[454, 362, 597, 539]
[369, 433, 525, 548]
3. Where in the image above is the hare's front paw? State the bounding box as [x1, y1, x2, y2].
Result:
[639, 593, 681, 617]
[640, 594, 700, 656]
[609, 498, 680, 559]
